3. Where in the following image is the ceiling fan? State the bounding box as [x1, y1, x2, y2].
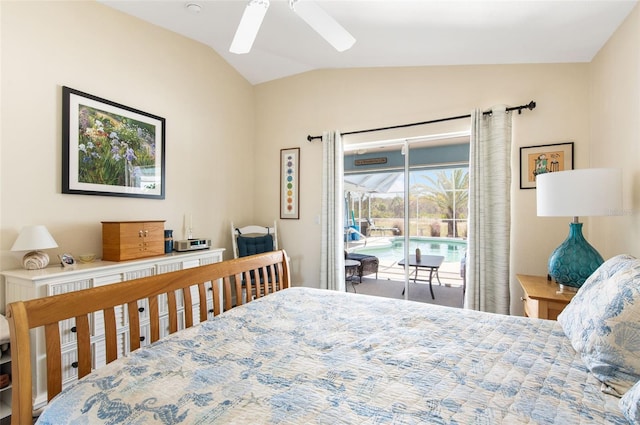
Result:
[230, 0, 356, 54]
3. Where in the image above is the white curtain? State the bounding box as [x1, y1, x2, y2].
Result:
[320, 131, 345, 291]
[465, 106, 512, 314]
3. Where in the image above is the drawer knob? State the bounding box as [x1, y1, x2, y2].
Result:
[70, 326, 77, 333]
[139, 230, 144, 237]
[140, 336, 146, 342]
[138, 307, 145, 313]
[208, 309, 214, 313]
[71, 361, 78, 368]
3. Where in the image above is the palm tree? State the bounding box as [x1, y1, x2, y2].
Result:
[415, 169, 469, 237]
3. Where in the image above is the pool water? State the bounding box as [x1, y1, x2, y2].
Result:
[352, 237, 466, 265]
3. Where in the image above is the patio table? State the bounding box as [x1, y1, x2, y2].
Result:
[345, 259, 361, 292]
[399, 254, 444, 299]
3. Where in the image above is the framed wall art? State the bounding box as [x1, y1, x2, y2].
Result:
[62, 86, 166, 199]
[280, 147, 300, 219]
[519, 142, 574, 189]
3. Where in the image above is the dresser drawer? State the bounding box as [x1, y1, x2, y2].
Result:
[520, 292, 568, 320]
[521, 292, 536, 318]
[517, 274, 575, 320]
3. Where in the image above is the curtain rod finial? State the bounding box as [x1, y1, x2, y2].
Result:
[516, 101, 536, 114]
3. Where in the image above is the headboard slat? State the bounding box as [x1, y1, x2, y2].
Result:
[198, 283, 208, 322]
[103, 307, 118, 364]
[128, 301, 141, 352]
[183, 287, 194, 328]
[75, 315, 92, 378]
[167, 291, 178, 334]
[44, 323, 62, 400]
[149, 295, 160, 343]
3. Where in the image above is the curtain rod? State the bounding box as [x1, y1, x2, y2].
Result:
[306, 100, 536, 142]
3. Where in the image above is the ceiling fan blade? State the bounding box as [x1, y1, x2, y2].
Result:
[291, 0, 355, 52]
[230, 0, 270, 54]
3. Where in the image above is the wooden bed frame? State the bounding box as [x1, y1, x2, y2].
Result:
[6, 250, 290, 425]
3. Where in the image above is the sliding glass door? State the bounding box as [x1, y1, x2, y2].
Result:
[344, 132, 469, 302]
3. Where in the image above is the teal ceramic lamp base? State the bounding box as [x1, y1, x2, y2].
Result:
[548, 222, 603, 289]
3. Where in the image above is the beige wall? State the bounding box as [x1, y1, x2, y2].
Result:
[589, 4, 640, 258]
[0, 1, 256, 293]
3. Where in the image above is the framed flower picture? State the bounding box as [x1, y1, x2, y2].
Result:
[62, 86, 166, 199]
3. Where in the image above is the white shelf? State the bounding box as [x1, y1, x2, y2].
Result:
[0, 351, 11, 366]
[0, 347, 10, 420]
[0, 400, 10, 419]
[0, 346, 9, 420]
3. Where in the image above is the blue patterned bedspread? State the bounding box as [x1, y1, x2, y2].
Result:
[37, 287, 627, 424]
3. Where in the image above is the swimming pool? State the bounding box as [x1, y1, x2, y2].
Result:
[352, 237, 466, 264]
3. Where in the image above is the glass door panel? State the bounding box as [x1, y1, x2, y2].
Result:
[343, 137, 468, 301]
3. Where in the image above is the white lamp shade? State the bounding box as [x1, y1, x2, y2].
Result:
[10, 225, 58, 251]
[537, 168, 622, 217]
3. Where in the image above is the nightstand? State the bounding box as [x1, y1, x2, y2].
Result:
[516, 274, 576, 320]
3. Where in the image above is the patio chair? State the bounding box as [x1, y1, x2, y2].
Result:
[367, 218, 400, 236]
[344, 250, 379, 283]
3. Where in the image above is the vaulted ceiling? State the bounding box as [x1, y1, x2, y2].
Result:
[100, 0, 638, 85]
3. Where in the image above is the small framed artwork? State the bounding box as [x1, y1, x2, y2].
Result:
[280, 148, 300, 219]
[59, 253, 76, 268]
[62, 86, 166, 199]
[519, 142, 574, 189]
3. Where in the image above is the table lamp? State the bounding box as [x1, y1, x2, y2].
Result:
[10, 225, 59, 270]
[536, 168, 622, 290]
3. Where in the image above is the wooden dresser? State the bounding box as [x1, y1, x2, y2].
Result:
[517, 274, 576, 320]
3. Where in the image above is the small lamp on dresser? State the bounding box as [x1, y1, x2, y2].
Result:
[536, 168, 622, 290]
[10, 225, 59, 270]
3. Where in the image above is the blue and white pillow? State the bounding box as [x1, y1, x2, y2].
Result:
[558, 254, 640, 396]
[620, 380, 640, 423]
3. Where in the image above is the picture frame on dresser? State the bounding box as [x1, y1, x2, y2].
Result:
[519, 142, 573, 189]
[58, 253, 75, 268]
[62, 86, 166, 199]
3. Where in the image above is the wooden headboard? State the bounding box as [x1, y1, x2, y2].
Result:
[7, 250, 290, 425]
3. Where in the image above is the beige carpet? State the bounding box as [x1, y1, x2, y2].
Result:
[348, 277, 464, 309]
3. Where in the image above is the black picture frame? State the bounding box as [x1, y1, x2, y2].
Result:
[519, 142, 574, 189]
[62, 86, 166, 199]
